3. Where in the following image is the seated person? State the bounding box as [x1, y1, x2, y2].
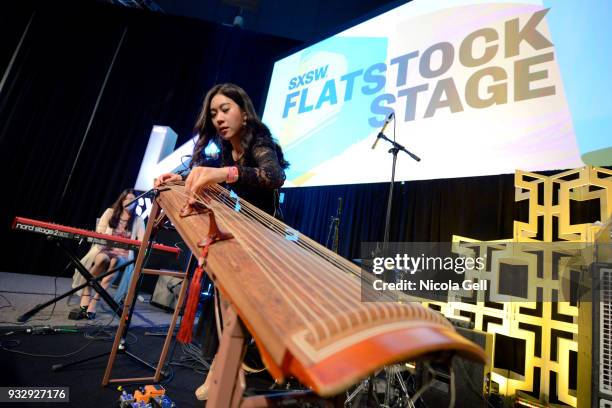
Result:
[71, 189, 145, 319]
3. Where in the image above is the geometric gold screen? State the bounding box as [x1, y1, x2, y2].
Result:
[433, 166, 612, 407]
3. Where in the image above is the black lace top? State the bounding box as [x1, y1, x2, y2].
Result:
[222, 138, 286, 216]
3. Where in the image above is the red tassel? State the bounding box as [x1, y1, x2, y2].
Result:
[177, 265, 204, 344]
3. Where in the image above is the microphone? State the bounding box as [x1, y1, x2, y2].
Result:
[371, 112, 394, 150]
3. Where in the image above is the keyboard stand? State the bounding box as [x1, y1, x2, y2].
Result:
[50, 247, 169, 379]
[17, 239, 133, 322]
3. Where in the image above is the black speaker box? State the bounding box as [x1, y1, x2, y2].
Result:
[420, 325, 494, 407]
[150, 275, 182, 312]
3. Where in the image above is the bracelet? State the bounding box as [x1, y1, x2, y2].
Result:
[226, 166, 239, 183]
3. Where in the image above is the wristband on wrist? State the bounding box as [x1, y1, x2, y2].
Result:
[226, 166, 239, 183]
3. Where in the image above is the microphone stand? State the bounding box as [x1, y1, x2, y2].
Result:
[126, 169, 187, 209]
[325, 197, 343, 253]
[124, 187, 159, 209]
[374, 131, 421, 406]
[375, 132, 421, 243]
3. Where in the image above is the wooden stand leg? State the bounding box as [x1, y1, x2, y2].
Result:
[206, 306, 247, 408]
[153, 254, 194, 382]
[102, 199, 162, 386]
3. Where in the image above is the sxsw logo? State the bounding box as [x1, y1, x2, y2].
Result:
[133, 126, 195, 219]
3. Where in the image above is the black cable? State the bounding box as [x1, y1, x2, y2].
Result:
[179, 154, 192, 173]
[0, 289, 126, 359]
[83, 328, 138, 345]
[0, 290, 58, 296]
[0, 313, 118, 358]
[0, 293, 12, 309]
[37, 233, 89, 322]
[0, 257, 74, 322]
[32, 274, 59, 322]
[168, 342, 210, 375]
[158, 365, 175, 386]
[2, 275, 60, 323]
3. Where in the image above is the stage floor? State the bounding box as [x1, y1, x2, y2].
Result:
[0, 272, 173, 328]
[0, 272, 456, 407]
[0, 271, 206, 406]
[0, 272, 278, 406]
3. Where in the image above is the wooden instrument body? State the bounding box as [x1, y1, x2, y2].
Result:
[157, 184, 486, 397]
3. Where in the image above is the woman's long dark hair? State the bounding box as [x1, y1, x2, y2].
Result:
[108, 189, 136, 232]
[191, 83, 289, 169]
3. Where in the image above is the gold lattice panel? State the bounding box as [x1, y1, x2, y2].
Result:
[514, 166, 612, 242]
[440, 166, 612, 407]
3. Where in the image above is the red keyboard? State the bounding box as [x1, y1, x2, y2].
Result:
[12, 216, 180, 255]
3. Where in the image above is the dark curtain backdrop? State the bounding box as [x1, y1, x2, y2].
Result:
[280, 174, 525, 261]
[0, 1, 603, 277]
[280, 169, 605, 262]
[0, 0, 300, 275]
